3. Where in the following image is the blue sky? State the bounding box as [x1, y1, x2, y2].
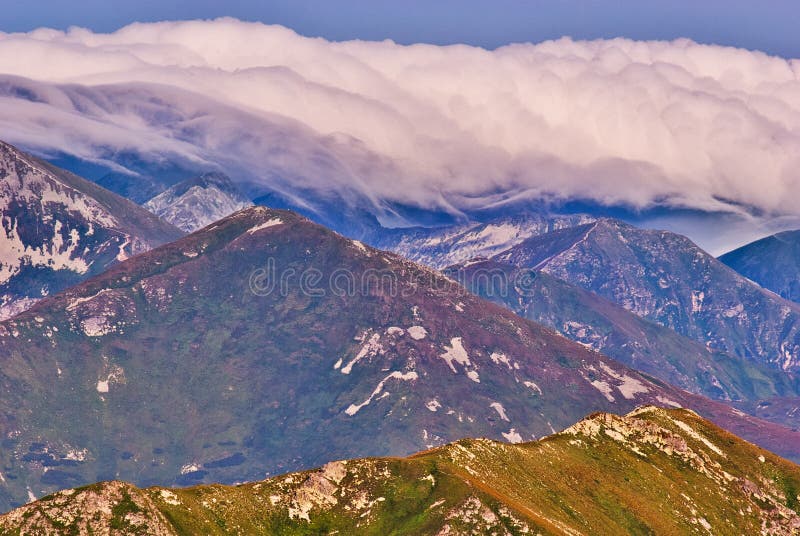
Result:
[2, 0, 799, 58]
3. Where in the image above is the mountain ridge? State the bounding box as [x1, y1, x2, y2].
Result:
[2, 406, 799, 535]
[369, 212, 595, 269]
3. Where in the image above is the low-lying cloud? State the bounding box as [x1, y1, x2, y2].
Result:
[1, 18, 800, 227]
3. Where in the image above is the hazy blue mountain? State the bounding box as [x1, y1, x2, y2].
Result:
[720, 229, 800, 303]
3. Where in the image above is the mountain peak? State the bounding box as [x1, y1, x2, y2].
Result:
[165, 171, 238, 197]
[561, 405, 732, 465]
[144, 172, 253, 232]
[369, 212, 596, 269]
[192, 205, 326, 241]
[206, 204, 288, 226]
[0, 138, 27, 161]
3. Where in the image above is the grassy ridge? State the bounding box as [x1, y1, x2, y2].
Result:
[3, 407, 800, 535]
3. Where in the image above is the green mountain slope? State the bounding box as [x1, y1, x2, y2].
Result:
[3, 406, 799, 535]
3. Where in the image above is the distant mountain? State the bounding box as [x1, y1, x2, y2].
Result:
[42, 146, 209, 204]
[144, 172, 253, 232]
[485, 218, 800, 372]
[96, 173, 168, 205]
[720, 230, 800, 303]
[369, 212, 594, 269]
[0, 141, 183, 320]
[0, 206, 795, 510]
[446, 261, 800, 405]
[4, 406, 800, 535]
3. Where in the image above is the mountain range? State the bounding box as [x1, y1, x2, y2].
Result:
[475, 219, 800, 373]
[369, 212, 595, 269]
[0, 141, 182, 320]
[4, 134, 800, 534]
[3, 406, 799, 535]
[2, 206, 799, 511]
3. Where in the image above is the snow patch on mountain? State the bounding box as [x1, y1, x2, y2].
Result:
[490, 402, 510, 422]
[0, 298, 38, 321]
[426, 399, 441, 412]
[598, 362, 650, 400]
[378, 213, 594, 269]
[523, 380, 542, 395]
[656, 395, 682, 408]
[345, 371, 418, 416]
[407, 326, 427, 340]
[490, 352, 512, 369]
[0, 141, 179, 319]
[589, 379, 616, 402]
[440, 337, 471, 373]
[341, 333, 384, 375]
[247, 218, 284, 234]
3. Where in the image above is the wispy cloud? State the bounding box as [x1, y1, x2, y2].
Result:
[1, 18, 800, 224]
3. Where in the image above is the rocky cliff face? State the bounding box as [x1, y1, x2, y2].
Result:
[3, 407, 799, 535]
[0, 141, 182, 320]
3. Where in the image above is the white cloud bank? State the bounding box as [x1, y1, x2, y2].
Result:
[1, 18, 800, 224]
